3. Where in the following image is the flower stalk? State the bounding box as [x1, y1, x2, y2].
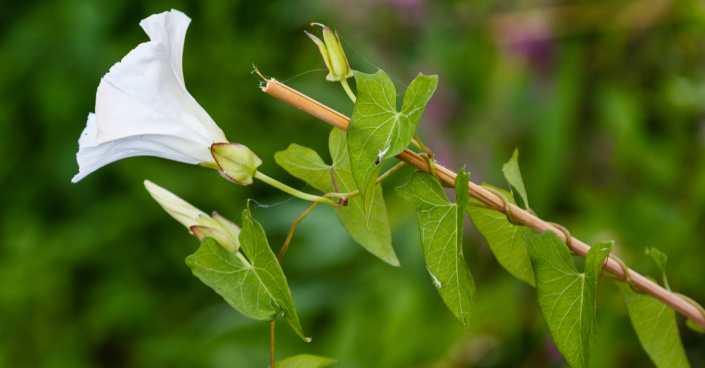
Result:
[254, 171, 339, 207]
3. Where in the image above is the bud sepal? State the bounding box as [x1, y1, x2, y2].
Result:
[305, 23, 354, 82]
[210, 143, 263, 185]
[144, 180, 241, 253]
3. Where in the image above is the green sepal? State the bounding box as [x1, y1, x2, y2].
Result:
[190, 225, 238, 253]
[210, 143, 262, 185]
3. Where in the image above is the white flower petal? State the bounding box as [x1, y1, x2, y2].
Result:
[73, 113, 214, 183]
[140, 9, 189, 89]
[143, 180, 209, 229]
[73, 9, 228, 182]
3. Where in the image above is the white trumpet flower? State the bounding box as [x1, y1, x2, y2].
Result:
[72, 9, 227, 183]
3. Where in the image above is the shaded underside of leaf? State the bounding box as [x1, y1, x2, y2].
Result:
[347, 70, 438, 205]
[240, 205, 308, 341]
[618, 283, 691, 368]
[270, 354, 337, 368]
[185, 237, 278, 321]
[466, 184, 534, 286]
[396, 171, 476, 330]
[523, 230, 612, 368]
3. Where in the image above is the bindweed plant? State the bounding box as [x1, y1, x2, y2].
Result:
[72, 9, 705, 368]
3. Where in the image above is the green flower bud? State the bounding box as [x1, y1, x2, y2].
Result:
[210, 143, 262, 185]
[190, 212, 241, 253]
[305, 23, 354, 82]
[144, 181, 241, 252]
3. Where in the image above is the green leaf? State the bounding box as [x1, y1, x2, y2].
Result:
[240, 204, 308, 342]
[273, 130, 399, 266]
[274, 144, 333, 192]
[618, 248, 690, 367]
[686, 319, 705, 334]
[617, 282, 691, 368]
[347, 70, 438, 205]
[466, 184, 534, 286]
[523, 231, 612, 368]
[646, 247, 670, 290]
[502, 148, 529, 210]
[329, 129, 399, 266]
[269, 354, 337, 368]
[185, 238, 279, 322]
[396, 171, 476, 330]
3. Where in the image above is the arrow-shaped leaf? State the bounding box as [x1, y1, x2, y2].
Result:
[523, 230, 612, 368]
[347, 70, 438, 207]
[269, 354, 337, 368]
[466, 184, 534, 286]
[396, 170, 476, 330]
[186, 237, 279, 321]
[239, 204, 308, 342]
[274, 129, 399, 266]
[329, 129, 399, 266]
[618, 247, 690, 368]
[618, 283, 690, 368]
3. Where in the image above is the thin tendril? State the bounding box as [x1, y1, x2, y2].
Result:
[481, 186, 519, 225]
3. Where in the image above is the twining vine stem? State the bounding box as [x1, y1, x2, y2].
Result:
[260, 77, 705, 330]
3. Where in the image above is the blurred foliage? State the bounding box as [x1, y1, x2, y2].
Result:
[1, 0, 705, 367]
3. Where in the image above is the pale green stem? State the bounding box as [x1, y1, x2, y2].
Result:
[410, 138, 424, 151]
[377, 161, 407, 183]
[324, 162, 407, 200]
[254, 171, 338, 206]
[340, 78, 357, 103]
[413, 133, 430, 152]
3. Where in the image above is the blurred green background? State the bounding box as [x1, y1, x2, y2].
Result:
[2, 0, 705, 367]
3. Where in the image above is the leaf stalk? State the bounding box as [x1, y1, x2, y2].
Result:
[254, 171, 338, 207]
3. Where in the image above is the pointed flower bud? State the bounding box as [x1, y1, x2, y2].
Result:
[210, 143, 262, 185]
[144, 180, 240, 252]
[305, 23, 353, 82]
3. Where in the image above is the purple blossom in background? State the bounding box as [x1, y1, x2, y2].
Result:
[492, 14, 555, 68]
[545, 334, 565, 364]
